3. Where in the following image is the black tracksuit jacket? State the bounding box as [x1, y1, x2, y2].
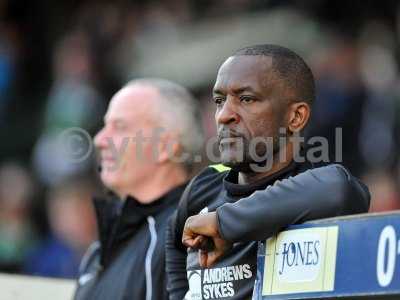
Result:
[166, 162, 370, 300]
[74, 184, 186, 300]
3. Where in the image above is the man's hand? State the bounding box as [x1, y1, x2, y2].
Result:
[182, 212, 232, 268]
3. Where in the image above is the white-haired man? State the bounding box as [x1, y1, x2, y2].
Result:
[74, 79, 203, 300]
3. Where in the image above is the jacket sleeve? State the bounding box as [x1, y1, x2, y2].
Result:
[166, 179, 196, 300]
[216, 164, 370, 242]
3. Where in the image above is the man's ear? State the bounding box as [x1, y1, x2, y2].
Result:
[156, 132, 182, 164]
[287, 102, 310, 134]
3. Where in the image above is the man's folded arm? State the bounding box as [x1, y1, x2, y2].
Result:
[216, 164, 370, 243]
[166, 176, 198, 300]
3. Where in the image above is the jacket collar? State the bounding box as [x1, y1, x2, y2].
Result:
[93, 183, 187, 267]
[223, 159, 314, 199]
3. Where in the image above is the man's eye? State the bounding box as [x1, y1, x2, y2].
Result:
[214, 97, 225, 106]
[240, 96, 255, 104]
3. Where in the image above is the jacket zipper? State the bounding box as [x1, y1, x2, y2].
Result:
[145, 216, 157, 300]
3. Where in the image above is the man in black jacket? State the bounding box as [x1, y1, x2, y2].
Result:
[74, 78, 203, 300]
[166, 44, 370, 300]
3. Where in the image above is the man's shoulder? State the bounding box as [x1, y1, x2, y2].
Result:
[292, 163, 369, 204]
[180, 164, 229, 214]
[190, 164, 229, 194]
[298, 163, 351, 180]
[194, 164, 230, 182]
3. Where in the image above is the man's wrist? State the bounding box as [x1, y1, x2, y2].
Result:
[206, 211, 220, 237]
[214, 209, 224, 240]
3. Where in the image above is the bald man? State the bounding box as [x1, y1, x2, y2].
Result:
[74, 79, 203, 300]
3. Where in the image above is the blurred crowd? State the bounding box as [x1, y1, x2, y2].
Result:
[0, 0, 399, 278]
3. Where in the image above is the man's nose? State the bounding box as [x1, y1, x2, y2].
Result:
[94, 127, 109, 149]
[216, 98, 240, 125]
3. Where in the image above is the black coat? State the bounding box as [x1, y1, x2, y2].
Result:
[74, 183, 187, 300]
[166, 163, 370, 300]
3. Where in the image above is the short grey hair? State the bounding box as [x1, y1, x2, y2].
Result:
[124, 78, 204, 164]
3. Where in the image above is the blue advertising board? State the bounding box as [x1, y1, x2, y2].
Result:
[253, 212, 400, 299]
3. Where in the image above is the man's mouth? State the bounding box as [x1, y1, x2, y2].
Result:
[219, 137, 242, 146]
[99, 153, 117, 165]
[217, 130, 243, 145]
